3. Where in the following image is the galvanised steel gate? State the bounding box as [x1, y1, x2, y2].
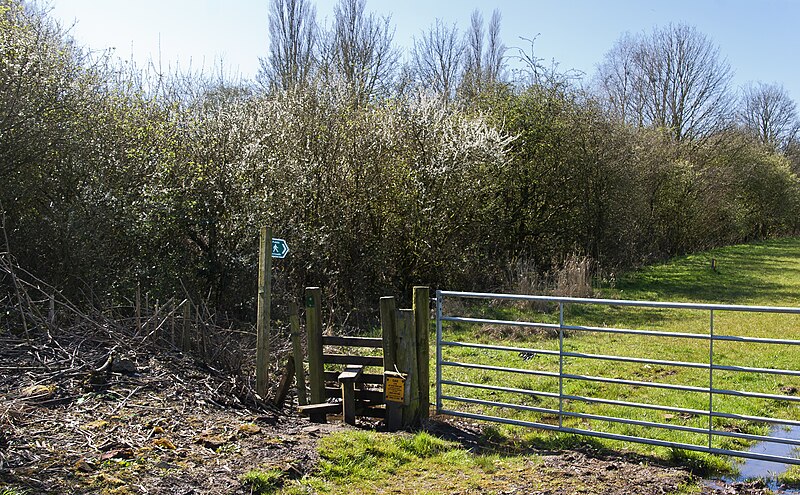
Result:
[435, 290, 800, 464]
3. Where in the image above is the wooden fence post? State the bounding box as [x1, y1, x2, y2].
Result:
[396, 308, 419, 426]
[256, 226, 272, 398]
[413, 286, 431, 420]
[290, 301, 308, 406]
[380, 296, 401, 430]
[305, 287, 325, 404]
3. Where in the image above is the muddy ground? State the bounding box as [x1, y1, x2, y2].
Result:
[0, 332, 779, 495]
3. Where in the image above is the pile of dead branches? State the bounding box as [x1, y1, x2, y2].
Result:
[0, 248, 293, 411]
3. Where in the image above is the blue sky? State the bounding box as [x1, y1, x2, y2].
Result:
[50, 0, 800, 101]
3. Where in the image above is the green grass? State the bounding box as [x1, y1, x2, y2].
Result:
[279, 431, 502, 494]
[240, 468, 284, 494]
[612, 238, 800, 305]
[778, 464, 800, 487]
[278, 429, 706, 494]
[438, 237, 800, 470]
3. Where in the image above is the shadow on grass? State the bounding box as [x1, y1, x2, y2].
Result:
[422, 417, 734, 478]
[614, 239, 800, 305]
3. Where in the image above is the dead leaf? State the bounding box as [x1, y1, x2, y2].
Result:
[153, 438, 176, 449]
[84, 419, 109, 430]
[20, 384, 56, 401]
[238, 423, 261, 435]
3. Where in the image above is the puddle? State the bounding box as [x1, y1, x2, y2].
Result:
[706, 426, 800, 493]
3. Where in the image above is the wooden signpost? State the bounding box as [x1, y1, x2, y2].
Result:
[256, 227, 290, 399]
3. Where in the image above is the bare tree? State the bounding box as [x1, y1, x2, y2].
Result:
[259, 0, 317, 91]
[740, 82, 799, 151]
[484, 10, 505, 84]
[461, 9, 484, 95]
[596, 33, 643, 125]
[411, 19, 463, 99]
[459, 9, 506, 100]
[596, 24, 733, 141]
[320, 0, 398, 104]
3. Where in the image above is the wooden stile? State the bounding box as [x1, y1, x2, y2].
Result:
[296, 287, 431, 429]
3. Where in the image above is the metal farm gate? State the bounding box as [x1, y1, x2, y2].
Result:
[435, 290, 800, 464]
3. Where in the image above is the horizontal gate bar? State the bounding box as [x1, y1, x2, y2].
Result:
[450, 394, 800, 448]
[440, 379, 559, 399]
[562, 393, 710, 417]
[445, 340, 800, 378]
[322, 335, 384, 348]
[712, 364, 800, 377]
[563, 324, 710, 340]
[443, 316, 712, 342]
[439, 409, 800, 466]
[441, 340, 559, 356]
[323, 354, 383, 366]
[439, 291, 800, 314]
[444, 395, 709, 436]
[563, 351, 707, 369]
[442, 395, 558, 416]
[711, 386, 800, 403]
[447, 387, 800, 428]
[445, 340, 800, 377]
[562, 373, 708, 393]
[440, 315, 559, 331]
[442, 360, 560, 378]
[563, 373, 800, 402]
[713, 335, 800, 346]
[444, 319, 800, 347]
[711, 411, 800, 428]
[712, 428, 800, 447]
[565, 393, 800, 427]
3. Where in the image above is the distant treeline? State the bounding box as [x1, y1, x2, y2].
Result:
[2, 0, 799, 324]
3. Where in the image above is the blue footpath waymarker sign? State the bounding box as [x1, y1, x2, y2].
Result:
[271, 238, 289, 258]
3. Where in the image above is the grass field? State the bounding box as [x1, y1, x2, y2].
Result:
[438, 237, 800, 467]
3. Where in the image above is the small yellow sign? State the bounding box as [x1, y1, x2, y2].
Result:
[384, 373, 406, 404]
